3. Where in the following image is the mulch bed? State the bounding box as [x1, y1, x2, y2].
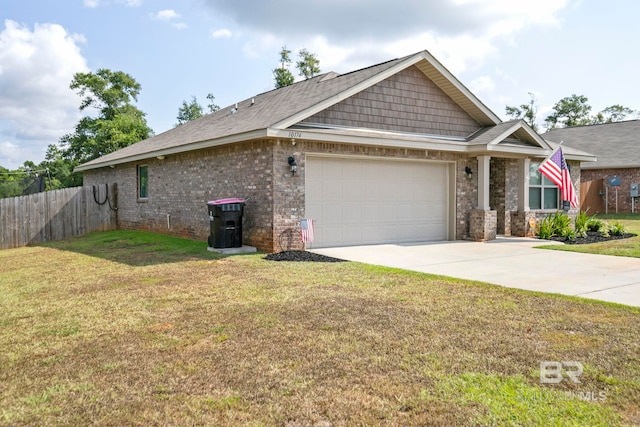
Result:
[264, 250, 346, 262]
[548, 231, 637, 245]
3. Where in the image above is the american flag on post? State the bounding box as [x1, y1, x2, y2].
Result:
[538, 147, 579, 208]
[300, 218, 315, 244]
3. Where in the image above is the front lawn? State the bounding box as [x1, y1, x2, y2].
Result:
[1, 231, 639, 426]
[537, 213, 640, 258]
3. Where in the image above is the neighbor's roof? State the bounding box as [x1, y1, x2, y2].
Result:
[543, 120, 640, 169]
[76, 50, 593, 171]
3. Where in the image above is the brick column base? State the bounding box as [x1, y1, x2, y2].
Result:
[510, 210, 537, 237]
[469, 210, 497, 241]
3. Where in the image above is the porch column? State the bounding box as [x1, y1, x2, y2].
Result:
[477, 155, 491, 210]
[469, 155, 497, 241]
[511, 157, 536, 237]
[517, 158, 530, 211]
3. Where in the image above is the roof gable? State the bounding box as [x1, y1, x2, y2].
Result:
[300, 65, 483, 138]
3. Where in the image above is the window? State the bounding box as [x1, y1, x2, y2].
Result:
[529, 162, 558, 210]
[138, 165, 148, 200]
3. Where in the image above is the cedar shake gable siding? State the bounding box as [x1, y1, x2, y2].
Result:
[302, 66, 482, 137]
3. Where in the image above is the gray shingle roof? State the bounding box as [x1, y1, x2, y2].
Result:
[543, 120, 640, 168]
[467, 120, 522, 146]
[76, 50, 596, 171]
[76, 55, 408, 170]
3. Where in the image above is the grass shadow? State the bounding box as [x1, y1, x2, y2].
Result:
[36, 230, 228, 266]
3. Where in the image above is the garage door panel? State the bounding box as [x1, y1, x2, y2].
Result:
[306, 157, 450, 247]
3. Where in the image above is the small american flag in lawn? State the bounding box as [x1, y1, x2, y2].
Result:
[538, 147, 579, 208]
[300, 218, 315, 243]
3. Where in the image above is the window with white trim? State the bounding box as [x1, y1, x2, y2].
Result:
[529, 162, 559, 210]
[138, 164, 148, 200]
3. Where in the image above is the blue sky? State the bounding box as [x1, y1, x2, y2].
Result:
[1, 0, 639, 169]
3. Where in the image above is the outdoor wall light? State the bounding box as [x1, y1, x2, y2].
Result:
[465, 166, 473, 178]
[288, 156, 297, 176]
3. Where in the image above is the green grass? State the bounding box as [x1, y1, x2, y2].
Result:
[1, 230, 639, 426]
[537, 213, 640, 258]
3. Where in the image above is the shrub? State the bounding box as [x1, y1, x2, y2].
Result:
[550, 211, 572, 236]
[574, 211, 589, 238]
[536, 211, 573, 240]
[537, 216, 555, 240]
[561, 228, 577, 241]
[586, 217, 605, 232]
[607, 221, 626, 236]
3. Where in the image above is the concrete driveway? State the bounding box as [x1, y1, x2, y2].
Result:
[312, 238, 640, 308]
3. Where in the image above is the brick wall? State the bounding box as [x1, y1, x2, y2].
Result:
[87, 137, 579, 251]
[83, 139, 276, 251]
[469, 209, 497, 241]
[582, 167, 640, 213]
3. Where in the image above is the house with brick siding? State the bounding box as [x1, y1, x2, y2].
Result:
[76, 50, 595, 252]
[544, 120, 640, 213]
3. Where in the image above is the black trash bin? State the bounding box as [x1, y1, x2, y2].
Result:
[207, 198, 245, 248]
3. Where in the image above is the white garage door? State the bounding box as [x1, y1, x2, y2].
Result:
[305, 156, 450, 248]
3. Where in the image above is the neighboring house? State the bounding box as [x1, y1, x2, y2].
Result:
[544, 121, 640, 213]
[77, 50, 595, 252]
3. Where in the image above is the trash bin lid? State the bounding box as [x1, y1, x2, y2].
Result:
[208, 198, 245, 205]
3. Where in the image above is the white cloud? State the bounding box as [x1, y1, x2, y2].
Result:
[211, 28, 232, 39]
[0, 140, 23, 168]
[154, 9, 180, 20]
[0, 20, 88, 168]
[205, 0, 570, 75]
[83, 0, 100, 7]
[469, 76, 496, 95]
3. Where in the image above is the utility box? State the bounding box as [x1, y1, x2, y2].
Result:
[631, 183, 639, 198]
[207, 198, 245, 249]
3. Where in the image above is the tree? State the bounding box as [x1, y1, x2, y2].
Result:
[273, 46, 295, 88]
[591, 104, 636, 124]
[296, 48, 321, 80]
[175, 93, 220, 127]
[206, 93, 220, 113]
[60, 69, 153, 165]
[42, 144, 82, 189]
[176, 96, 204, 126]
[544, 94, 592, 129]
[505, 92, 539, 131]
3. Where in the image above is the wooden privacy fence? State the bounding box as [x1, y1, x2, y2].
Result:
[580, 179, 605, 214]
[0, 184, 117, 250]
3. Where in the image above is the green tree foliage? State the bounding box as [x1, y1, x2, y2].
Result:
[176, 96, 204, 126]
[42, 144, 82, 188]
[0, 165, 23, 198]
[60, 69, 153, 165]
[544, 94, 592, 129]
[296, 48, 321, 80]
[206, 93, 220, 113]
[505, 92, 539, 131]
[273, 46, 295, 88]
[591, 104, 636, 124]
[175, 93, 220, 127]
[543, 94, 636, 129]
